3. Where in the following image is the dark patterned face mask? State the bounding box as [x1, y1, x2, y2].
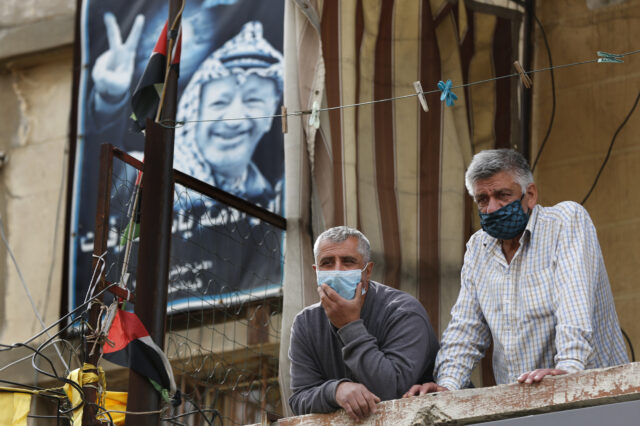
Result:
[478, 196, 530, 240]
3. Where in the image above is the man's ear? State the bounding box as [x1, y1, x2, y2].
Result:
[525, 183, 538, 210]
[312, 264, 317, 272]
[364, 262, 374, 282]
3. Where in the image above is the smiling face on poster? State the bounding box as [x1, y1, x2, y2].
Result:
[196, 75, 279, 178]
[173, 21, 284, 209]
[70, 0, 285, 312]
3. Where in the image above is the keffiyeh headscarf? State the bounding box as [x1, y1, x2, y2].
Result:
[174, 21, 284, 187]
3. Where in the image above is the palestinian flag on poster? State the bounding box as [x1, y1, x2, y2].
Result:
[103, 310, 177, 397]
[130, 20, 182, 131]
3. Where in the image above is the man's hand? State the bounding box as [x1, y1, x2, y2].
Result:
[318, 282, 365, 328]
[335, 382, 380, 421]
[517, 368, 567, 384]
[92, 12, 145, 105]
[402, 382, 449, 398]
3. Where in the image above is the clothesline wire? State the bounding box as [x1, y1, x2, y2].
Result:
[157, 47, 640, 129]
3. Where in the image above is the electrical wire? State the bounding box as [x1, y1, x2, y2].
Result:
[0, 338, 81, 378]
[0, 379, 64, 396]
[581, 92, 640, 205]
[530, 13, 556, 173]
[0, 215, 69, 372]
[0, 280, 117, 419]
[0, 341, 85, 415]
[621, 327, 636, 362]
[41, 138, 70, 328]
[162, 408, 221, 425]
[0, 280, 160, 421]
[576, 92, 640, 362]
[0, 282, 118, 350]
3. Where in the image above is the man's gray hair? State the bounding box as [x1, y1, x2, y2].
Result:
[313, 226, 371, 264]
[464, 149, 534, 197]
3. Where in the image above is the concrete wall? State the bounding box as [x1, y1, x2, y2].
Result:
[531, 0, 639, 361]
[0, 1, 74, 344]
[0, 0, 75, 60]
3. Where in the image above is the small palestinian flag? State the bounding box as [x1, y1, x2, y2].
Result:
[103, 310, 177, 399]
[130, 20, 182, 131]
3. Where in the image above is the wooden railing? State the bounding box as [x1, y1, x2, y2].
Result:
[275, 362, 640, 426]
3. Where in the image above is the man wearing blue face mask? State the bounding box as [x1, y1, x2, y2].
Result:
[288, 226, 439, 420]
[404, 149, 627, 398]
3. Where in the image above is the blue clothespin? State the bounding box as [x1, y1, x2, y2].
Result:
[437, 79, 458, 107]
[597, 51, 624, 64]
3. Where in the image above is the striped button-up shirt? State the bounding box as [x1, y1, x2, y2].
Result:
[435, 202, 628, 390]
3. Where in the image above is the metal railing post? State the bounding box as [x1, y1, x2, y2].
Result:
[124, 0, 181, 422]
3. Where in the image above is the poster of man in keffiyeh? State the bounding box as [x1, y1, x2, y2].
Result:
[69, 0, 285, 313]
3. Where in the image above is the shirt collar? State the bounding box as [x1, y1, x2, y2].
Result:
[522, 204, 541, 242]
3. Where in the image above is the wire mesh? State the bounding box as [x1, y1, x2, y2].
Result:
[103, 152, 285, 425]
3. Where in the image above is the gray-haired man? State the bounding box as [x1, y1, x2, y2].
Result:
[405, 149, 627, 397]
[288, 226, 439, 420]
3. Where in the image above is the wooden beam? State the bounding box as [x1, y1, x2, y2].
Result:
[277, 362, 640, 426]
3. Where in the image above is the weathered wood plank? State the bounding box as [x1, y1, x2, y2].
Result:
[276, 362, 640, 426]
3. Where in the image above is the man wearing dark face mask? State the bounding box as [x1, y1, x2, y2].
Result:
[405, 149, 628, 398]
[288, 226, 439, 420]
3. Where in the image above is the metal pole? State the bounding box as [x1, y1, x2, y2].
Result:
[520, 0, 535, 160]
[124, 0, 181, 423]
[81, 144, 114, 426]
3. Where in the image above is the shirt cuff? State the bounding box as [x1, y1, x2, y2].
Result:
[436, 376, 460, 391]
[555, 359, 585, 373]
[326, 378, 352, 407]
[336, 319, 366, 346]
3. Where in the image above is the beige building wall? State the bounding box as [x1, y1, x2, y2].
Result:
[0, 1, 74, 346]
[531, 0, 640, 360]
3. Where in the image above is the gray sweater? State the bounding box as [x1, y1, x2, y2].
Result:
[288, 281, 439, 415]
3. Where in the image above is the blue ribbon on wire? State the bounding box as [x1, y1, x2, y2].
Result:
[438, 79, 458, 107]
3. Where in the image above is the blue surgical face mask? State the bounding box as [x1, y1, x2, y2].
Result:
[478, 196, 530, 240]
[316, 263, 369, 300]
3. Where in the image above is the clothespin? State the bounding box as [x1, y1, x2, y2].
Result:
[597, 51, 624, 64]
[513, 61, 532, 89]
[281, 106, 288, 133]
[413, 81, 429, 112]
[308, 101, 320, 129]
[437, 79, 458, 107]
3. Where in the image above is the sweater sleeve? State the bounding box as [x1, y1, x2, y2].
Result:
[337, 311, 439, 400]
[288, 314, 347, 415]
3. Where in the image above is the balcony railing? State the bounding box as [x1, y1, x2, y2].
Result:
[275, 362, 640, 426]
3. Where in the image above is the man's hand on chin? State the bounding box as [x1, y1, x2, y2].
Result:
[335, 382, 380, 421]
[318, 282, 365, 328]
